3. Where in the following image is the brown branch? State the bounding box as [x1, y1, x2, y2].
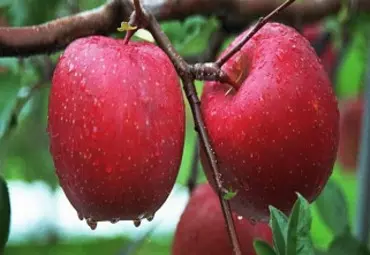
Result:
[128, 0, 297, 254]
[1, 0, 370, 57]
[0, 0, 128, 56]
[131, 3, 243, 254]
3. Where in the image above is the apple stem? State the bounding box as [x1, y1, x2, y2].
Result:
[354, 40, 370, 244]
[215, 0, 297, 68]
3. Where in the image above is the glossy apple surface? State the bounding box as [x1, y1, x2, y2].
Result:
[48, 36, 185, 228]
[200, 22, 339, 221]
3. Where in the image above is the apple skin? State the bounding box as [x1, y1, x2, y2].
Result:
[172, 183, 273, 255]
[337, 97, 363, 171]
[47, 36, 185, 226]
[200, 22, 339, 222]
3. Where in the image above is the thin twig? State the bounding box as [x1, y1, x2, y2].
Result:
[216, 0, 296, 67]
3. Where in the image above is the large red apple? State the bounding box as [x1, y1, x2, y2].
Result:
[172, 183, 273, 255]
[200, 22, 339, 222]
[337, 97, 363, 171]
[47, 36, 185, 229]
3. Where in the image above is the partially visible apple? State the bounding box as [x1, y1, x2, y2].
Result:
[48, 36, 185, 229]
[301, 22, 337, 76]
[337, 97, 364, 171]
[172, 183, 273, 255]
[0, 15, 7, 27]
[200, 22, 339, 222]
[0, 15, 8, 74]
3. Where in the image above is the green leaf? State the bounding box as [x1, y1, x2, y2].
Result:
[315, 179, 349, 236]
[223, 188, 237, 200]
[335, 13, 370, 98]
[327, 230, 370, 255]
[254, 240, 277, 255]
[5, 0, 62, 26]
[286, 194, 314, 255]
[0, 176, 10, 254]
[162, 16, 219, 56]
[269, 206, 288, 255]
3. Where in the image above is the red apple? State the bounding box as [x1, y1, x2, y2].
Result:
[0, 15, 8, 74]
[200, 22, 339, 222]
[301, 22, 337, 75]
[172, 183, 273, 255]
[337, 97, 364, 171]
[47, 36, 185, 229]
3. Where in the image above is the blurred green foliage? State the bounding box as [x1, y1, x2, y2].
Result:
[0, 1, 369, 255]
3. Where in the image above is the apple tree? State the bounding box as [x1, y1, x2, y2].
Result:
[0, 0, 370, 255]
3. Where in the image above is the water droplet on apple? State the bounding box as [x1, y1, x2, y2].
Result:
[86, 218, 98, 230]
[133, 219, 141, 227]
[77, 212, 84, 221]
[105, 166, 113, 174]
[237, 215, 243, 220]
[146, 214, 155, 222]
[249, 218, 257, 225]
[92, 159, 99, 166]
[110, 218, 120, 224]
[68, 63, 75, 72]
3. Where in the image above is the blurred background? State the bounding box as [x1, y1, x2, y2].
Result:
[0, 0, 369, 254]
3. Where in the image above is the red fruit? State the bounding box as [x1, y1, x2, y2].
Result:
[47, 36, 185, 228]
[200, 22, 339, 222]
[172, 183, 273, 255]
[301, 22, 337, 75]
[337, 97, 364, 171]
[0, 16, 8, 74]
[301, 22, 323, 42]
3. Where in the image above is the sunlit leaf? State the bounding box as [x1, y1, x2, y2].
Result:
[286, 194, 314, 255]
[269, 206, 288, 255]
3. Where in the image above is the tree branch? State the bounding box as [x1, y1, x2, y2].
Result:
[1, 0, 370, 57]
[0, 0, 128, 56]
[126, 0, 299, 254]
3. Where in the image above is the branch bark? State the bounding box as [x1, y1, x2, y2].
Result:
[1, 0, 370, 57]
[127, 0, 297, 254]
